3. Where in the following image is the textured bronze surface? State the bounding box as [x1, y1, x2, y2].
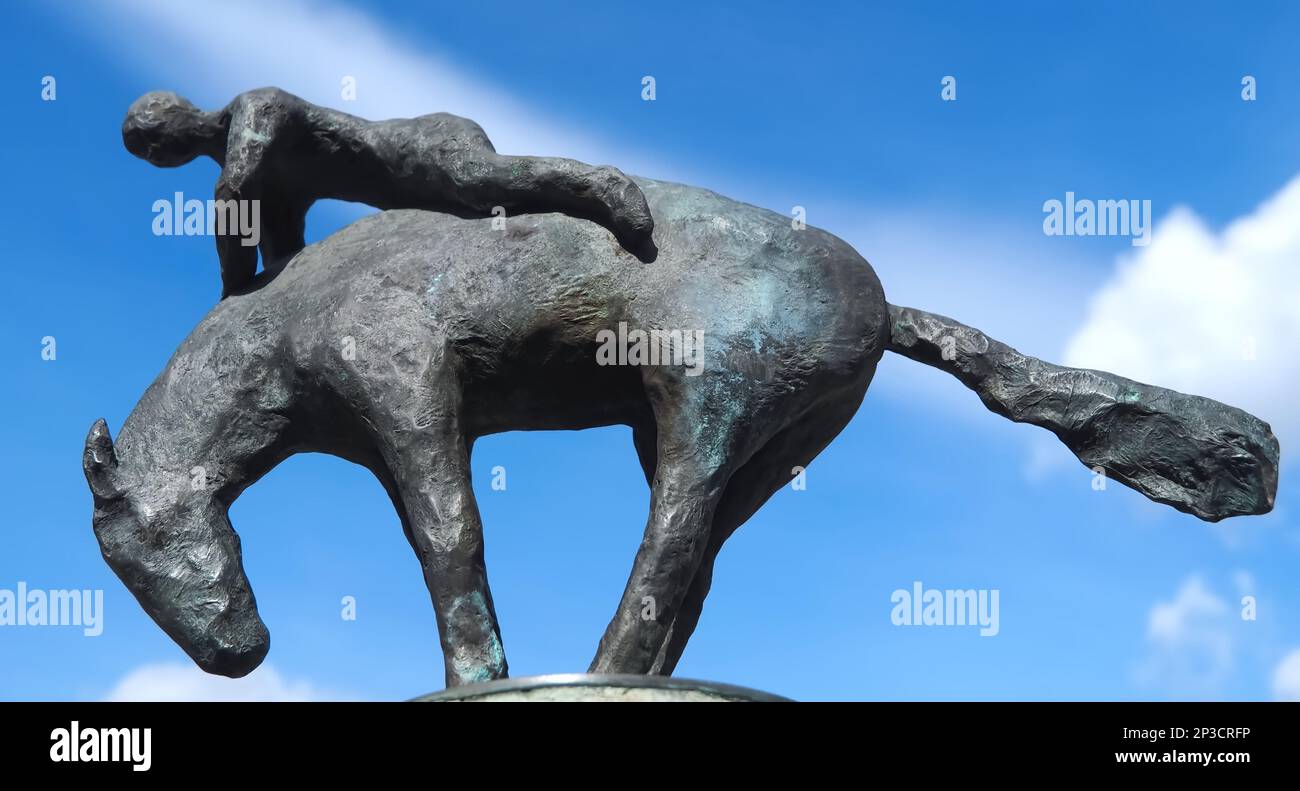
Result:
[86, 91, 1280, 689]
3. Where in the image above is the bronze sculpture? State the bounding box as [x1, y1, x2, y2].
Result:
[86, 90, 1279, 688]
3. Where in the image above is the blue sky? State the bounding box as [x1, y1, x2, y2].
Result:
[2, 0, 1299, 700]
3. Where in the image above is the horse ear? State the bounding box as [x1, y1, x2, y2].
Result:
[83, 418, 124, 500]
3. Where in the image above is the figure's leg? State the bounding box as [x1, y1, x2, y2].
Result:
[382, 366, 507, 687]
[446, 149, 655, 253]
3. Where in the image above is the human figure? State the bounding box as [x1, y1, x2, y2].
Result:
[123, 88, 656, 297]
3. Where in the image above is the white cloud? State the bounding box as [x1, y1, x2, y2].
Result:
[104, 662, 351, 702]
[1135, 574, 1300, 700]
[1148, 576, 1230, 643]
[1271, 649, 1300, 701]
[1064, 175, 1300, 449]
[1136, 575, 1235, 697]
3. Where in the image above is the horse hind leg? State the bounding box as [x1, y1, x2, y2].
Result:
[657, 388, 867, 675]
[590, 374, 773, 675]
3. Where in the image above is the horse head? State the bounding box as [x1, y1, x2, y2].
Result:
[83, 417, 269, 678]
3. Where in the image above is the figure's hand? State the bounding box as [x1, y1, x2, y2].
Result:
[592, 166, 655, 251]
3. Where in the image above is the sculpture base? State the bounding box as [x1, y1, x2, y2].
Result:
[413, 673, 791, 702]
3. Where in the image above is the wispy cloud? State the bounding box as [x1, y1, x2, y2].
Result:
[1133, 573, 1297, 700]
[81, 0, 1083, 343]
[104, 662, 355, 701]
[1135, 575, 1236, 698]
[1271, 649, 1300, 701]
[79, 0, 674, 177]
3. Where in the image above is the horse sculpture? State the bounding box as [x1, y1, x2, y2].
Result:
[86, 171, 1279, 688]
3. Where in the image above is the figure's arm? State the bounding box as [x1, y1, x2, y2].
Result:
[221, 92, 284, 194]
[213, 92, 295, 296]
[214, 177, 259, 298]
[453, 152, 656, 254]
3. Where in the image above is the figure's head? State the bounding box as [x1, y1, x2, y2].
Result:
[83, 418, 269, 677]
[122, 91, 219, 167]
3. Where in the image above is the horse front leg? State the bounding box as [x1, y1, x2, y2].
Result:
[382, 373, 507, 688]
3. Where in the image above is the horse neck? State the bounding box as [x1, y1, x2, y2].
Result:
[114, 314, 301, 506]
